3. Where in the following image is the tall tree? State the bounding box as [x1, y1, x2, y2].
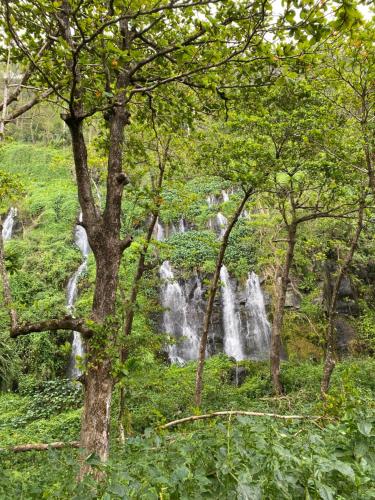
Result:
[247, 78, 362, 393]
[1, 0, 362, 469]
[1, 0, 282, 467]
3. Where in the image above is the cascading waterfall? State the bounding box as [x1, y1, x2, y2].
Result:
[158, 217, 203, 363]
[216, 192, 245, 360]
[243, 272, 271, 359]
[220, 265, 244, 360]
[158, 189, 271, 363]
[155, 219, 165, 241]
[67, 215, 90, 378]
[215, 191, 270, 361]
[159, 261, 201, 363]
[2, 208, 17, 241]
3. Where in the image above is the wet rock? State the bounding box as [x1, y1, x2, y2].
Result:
[334, 317, 356, 353]
[285, 286, 301, 309]
[228, 365, 249, 386]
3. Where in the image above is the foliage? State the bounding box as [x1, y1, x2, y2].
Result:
[167, 230, 217, 272]
[0, 358, 374, 498]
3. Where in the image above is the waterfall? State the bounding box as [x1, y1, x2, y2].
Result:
[222, 190, 229, 202]
[2, 208, 17, 241]
[159, 261, 201, 363]
[178, 218, 186, 233]
[67, 215, 90, 378]
[216, 212, 228, 239]
[243, 272, 271, 359]
[207, 192, 228, 238]
[155, 219, 165, 242]
[208, 190, 270, 361]
[220, 265, 244, 360]
[157, 189, 271, 363]
[215, 196, 245, 360]
[158, 217, 203, 363]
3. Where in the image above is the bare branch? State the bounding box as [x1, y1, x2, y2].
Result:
[160, 410, 329, 429]
[10, 316, 93, 338]
[1, 441, 80, 453]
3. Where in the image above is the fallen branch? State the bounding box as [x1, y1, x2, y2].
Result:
[1, 441, 80, 453]
[159, 411, 326, 430]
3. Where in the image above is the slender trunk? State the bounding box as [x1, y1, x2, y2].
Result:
[194, 188, 253, 407]
[270, 223, 296, 395]
[118, 136, 168, 442]
[118, 212, 159, 443]
[0, 47, 11, 140]
[0, 225, 17, 329]
[321, 200, 365, 396]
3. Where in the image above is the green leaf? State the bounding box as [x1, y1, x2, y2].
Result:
[333, 461, 355, 482]
[316, 482, 335, 500]
[357, 421, 373, 437]
[108, 482, 127, 497]
[172, 465, 190, 482]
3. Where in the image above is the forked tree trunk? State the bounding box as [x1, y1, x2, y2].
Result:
[270, 223, 296, 395]
[65, 100, 131, 473]
[194, 187, 253, 407]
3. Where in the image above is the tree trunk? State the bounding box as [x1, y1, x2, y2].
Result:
[118, 136, 169, 442]
[320, 336, 335, 396]
[118, 212, 159, 443]
[79, 251, 121, 466]
[0, 46, 11, 140]
[80, 358, 113, 463]
[194, 187, 253, 407]
[0, 224, 17, 329]
[320, 200, 365, 397]
[270, 223, 296, 395]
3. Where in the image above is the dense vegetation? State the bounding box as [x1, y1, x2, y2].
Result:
[0, 0, 374, 498]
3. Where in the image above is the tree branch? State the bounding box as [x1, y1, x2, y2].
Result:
[0, 441, 80, 453]
[5, 88, 54, 123]
[159, 410, 328, 429]
[10, 316, 93, 338]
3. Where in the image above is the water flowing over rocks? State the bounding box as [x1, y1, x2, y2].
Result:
[2, 208, 17, 241]
[67, 215, 90, 378]
[157, 190, 271, 363]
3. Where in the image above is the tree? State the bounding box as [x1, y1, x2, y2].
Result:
[1, 0, 280, 468]
[320, 195, 367, 395]
[246, 77, 362, 393]
[1, 0, 363, 470]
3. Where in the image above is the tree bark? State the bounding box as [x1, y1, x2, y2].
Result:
[78, 244, 122, 469]
[270, 223, 297, 395]
[194, 187, 253, 407]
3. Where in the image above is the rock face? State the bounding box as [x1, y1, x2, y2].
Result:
[322, 260, 359, 351]
[228, 366, 249, 386]
[285, 285, 301, 309]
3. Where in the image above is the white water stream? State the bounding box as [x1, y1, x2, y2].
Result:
[158, 190, 271, 363]
[67, 215, 90, 378]
[2, 208, 17, 241]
